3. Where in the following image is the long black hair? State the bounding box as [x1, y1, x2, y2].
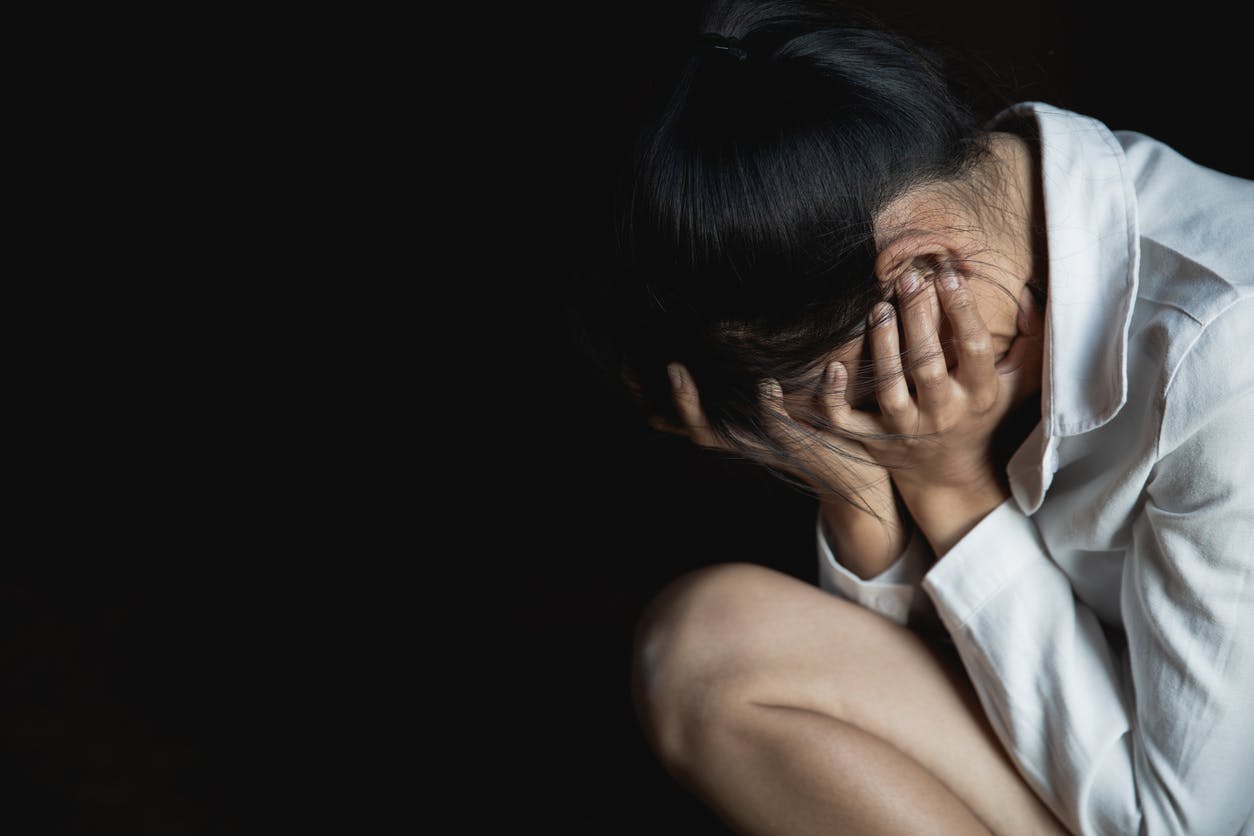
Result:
[572, 0, 1007, 504]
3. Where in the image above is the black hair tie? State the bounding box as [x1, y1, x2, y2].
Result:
[695, 32, 748, 62]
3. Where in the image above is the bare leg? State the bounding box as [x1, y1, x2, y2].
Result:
[632, 563, 1069, 836]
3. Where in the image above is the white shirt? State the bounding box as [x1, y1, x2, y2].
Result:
[817, 102, 1254, 836]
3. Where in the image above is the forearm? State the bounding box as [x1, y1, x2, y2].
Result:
[819, 492, 911, 580]
[897, 478, 1009, 559]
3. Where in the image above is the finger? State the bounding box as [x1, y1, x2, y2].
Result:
[756, 377, 824, 476]
[648, 414, 690, 438]
[989, 280, 1043, 376]
[762, 376, 874, 483]
[801, 365, 891, 487]
[935, 268, 997, 407]
[818, 360, 881, 437]
[995, 308, 1045, 405]
[867, 301, 915, 424]
[668, 363, 725, 449]
[751, 378, 849, 497]
[898, 270, 951, 413]
[757, 378, 790, 437]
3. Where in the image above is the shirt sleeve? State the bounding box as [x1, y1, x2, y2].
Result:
[816, 512, 938, 628]
[921, 310, 1254, 835]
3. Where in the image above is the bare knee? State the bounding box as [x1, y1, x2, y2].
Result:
[630, 562, 820, 774]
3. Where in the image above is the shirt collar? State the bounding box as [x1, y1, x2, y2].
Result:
[989, 102, 1141, 512]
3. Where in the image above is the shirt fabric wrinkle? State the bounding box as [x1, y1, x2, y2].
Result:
[815, 101, 1254, 835]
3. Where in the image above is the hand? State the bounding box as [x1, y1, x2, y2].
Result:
[835, 266, 1043, 554]
[655, 362, 912, 578]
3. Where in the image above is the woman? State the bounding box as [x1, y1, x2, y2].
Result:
[575, 0, 1254, 833]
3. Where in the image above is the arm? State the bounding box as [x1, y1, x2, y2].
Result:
[818, 265, 1044, 631]
[839, 268, 1254, 831]
[819, 491, 910, 580]
[815, 485, 946, 629]
[922, 308, 1254, 835]
[661, 361, 931, 624]
[816, 505, 937, 628]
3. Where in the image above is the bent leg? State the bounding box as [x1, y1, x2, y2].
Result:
[632, 562, 1069, 836]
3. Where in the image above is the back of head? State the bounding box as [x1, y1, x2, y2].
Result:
[575, 0, 991, 458]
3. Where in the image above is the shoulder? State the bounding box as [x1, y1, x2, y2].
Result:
[1152, 294, 1254, 457]
[1115, 130, 1254, 453]
[1118, 129, 1254, 315]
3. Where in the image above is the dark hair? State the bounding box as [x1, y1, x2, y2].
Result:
[572, 0, 1014, 507]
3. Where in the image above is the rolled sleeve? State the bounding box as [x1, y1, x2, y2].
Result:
[916, 324, 1254, 835]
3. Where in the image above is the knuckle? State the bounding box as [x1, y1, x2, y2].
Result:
[692, 429, 721, 450]
[947, 288, 977, 310]
[873, 349, 905, 373]
[901, 288, 928, 310]
[879, 393, 911, 415]
[972, 391, 999, 412]
[898, 435, 922, 451]
[674, 396, 700, 422]
[963, 337, 993, 356]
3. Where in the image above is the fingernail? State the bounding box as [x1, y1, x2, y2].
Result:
[869, 302, 894, 328]
[667, 363, 683, 392]
[759, 379, 782, 402]
[939, 269, 960, 291]
[899, 270, 921, 295]
[825, 360, 844, 386]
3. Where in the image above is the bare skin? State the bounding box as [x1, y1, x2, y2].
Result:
[633, 563, 1070, 835]
[653, 133, 1045, 569]
[634, 132, 1069, 834]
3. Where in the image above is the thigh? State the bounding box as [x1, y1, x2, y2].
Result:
[636, 562, 1068, 836]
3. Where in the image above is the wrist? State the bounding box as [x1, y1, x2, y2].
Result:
[897, 478, 1009, 559]
[819, 496, 911, 580]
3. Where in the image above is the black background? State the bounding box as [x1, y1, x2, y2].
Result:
[4, 2, 1250, 833]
